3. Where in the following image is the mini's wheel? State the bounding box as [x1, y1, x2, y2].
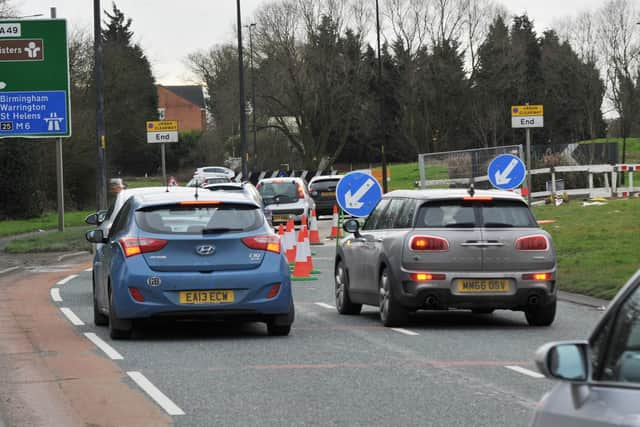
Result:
[379, 267, 408, 327]
[335, 261, 362, 315]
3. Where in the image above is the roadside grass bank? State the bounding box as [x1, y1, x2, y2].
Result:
[4, 227, 92, 254]
[388, 162, 448, 191]
[0, 211, 93, 237]
[123, 177, 164, 188]
[581, 137, 640, 163]
[534, 198, 640, 299]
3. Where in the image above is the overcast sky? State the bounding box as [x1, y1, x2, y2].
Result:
[18, 0, 605, 85]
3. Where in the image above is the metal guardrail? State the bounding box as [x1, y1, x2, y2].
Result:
[421, 164, 640, 199]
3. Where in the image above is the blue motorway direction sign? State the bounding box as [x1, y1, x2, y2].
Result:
[0, 91, 67, 135]
[487, 154, 526, 190]
[336, 171, 383, 217]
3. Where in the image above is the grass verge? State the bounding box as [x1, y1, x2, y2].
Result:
[534, 198, 640, 299]
[0, 211, 93, 237]
[581, 137, 640, 163]
[4, 227, 92, 254]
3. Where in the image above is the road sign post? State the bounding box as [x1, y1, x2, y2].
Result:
[511, 105, 543, 204]
[336, 171, 383, 217]
[146, 120, 179, 186]
[0, 17, 71, 230]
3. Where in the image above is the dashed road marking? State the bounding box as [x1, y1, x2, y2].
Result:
[505, 365, 545, 379]
[56, 274, 78, 286]
[50, 288, 62, 302]
[84, 332, 123, 360]
[60, 307, 85, 326]
[390, 328, 419, 336]
[127, 371, 185, 416]
[0, 266, 20, 275]
[314, 302, 336, 310]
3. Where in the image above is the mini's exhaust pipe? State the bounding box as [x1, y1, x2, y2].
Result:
[425, 295, 438, 306]
[528, 295, 539, 306]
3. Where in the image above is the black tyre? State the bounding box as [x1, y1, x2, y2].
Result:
[525, 301, 556, 326]
[108, 287, 133, 339]
[379, 267, 408, 327]
[472, 308, 495, 315]
[335, 260, 362, 315]
[93, 278, 108, 326]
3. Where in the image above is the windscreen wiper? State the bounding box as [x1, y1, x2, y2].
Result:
[202, 228, 244, 234]
[483, 222, 514, 228]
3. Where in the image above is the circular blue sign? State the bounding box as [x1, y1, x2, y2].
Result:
[336, 172, 383, 217]
[487, 154, 526, 190]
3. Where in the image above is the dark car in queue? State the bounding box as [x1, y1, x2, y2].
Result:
[308, 175, 342, 216]
[257, 177, 315, 225]
[531, 270, 640, 426]
[335, 189, 557, 327]
[86, 191, 294, 339]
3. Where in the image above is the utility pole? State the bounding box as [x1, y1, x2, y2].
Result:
[375, 0, 388, 193]
[236, 0, 249, 179]
[51, 7, 64, 231]
[248, 23, 257, 171]
[94, 0, 107, 210]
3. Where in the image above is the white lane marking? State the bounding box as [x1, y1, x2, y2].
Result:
[505, 365, 545, 379]
[315, 302, 336, 310]
[50, 288, 62, 302]
[56, 274, 78, 286]
[0, 266, 20, 275]
[127, 371, 185, 416]
[390, 328, 419, 336]
[60, 307, 85, 326]
[84, 333, 123, 360]
[84, 267, 93, 272]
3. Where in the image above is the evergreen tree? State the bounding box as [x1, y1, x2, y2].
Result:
[102, 3, 158, 175]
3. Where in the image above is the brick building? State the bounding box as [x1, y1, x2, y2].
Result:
[157, 85, 206, 132]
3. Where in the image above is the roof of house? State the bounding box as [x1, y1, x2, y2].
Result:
[160, 85, 206, 109]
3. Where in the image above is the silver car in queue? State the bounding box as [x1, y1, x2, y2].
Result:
[335, 188, 558, 327]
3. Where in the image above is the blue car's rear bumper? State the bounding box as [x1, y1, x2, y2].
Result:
[110, 252, 292, 320]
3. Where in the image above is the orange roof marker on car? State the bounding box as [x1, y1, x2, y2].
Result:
[537, 220, 556, 225]
[179, 200, 222, 206]
[463, 196, 493, 201]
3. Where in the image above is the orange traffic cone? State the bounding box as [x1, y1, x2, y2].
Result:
[309, 209, 322, 245]
[328, 204, 342, 239]
[292, 227, 311, 279]
[301, 214, 307, 228]
[285, 218, 296, 264]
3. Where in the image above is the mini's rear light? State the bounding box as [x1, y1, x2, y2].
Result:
[522, 273, 552, 281]
[410, 236, 449, 251]
[297, 184, 305, 199]
[267, 284, 281, 299]
[463, 196, 493, 201]
[242, 235, 281, 254]
[515, 235, 548, 251]
[179, 200, 221, 206]
[129, 287, 145, 302]
[119, 237, 167, 257]
[409, 273, 446, 281]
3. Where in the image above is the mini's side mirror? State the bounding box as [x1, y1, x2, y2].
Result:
[343, 219, 360, 236]
[85, 213, 99, 225]
[535, 341, 589, 382]
[85, 229, 106, 244]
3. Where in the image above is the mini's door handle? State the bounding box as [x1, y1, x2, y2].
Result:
[374, 238, 383, 243]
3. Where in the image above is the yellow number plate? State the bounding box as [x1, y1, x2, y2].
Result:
[179, 290, 235, 304]
[273, 215, 290, 222]
[321, 191, 336, 197]
[457, 279, 511, 293]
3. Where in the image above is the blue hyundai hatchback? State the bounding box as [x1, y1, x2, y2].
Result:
[85, 191, 294, 339]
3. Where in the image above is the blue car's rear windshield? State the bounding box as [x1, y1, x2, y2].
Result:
[415, 199, 537, 228]
[135, 203, 263, 234]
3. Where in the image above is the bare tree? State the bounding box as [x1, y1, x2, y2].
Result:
[463, 0, 506, 77]
[384, 0, 428, 55]
[0, 0, 16, 18]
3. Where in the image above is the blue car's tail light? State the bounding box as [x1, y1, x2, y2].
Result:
[129, 287, 145, 302]
[242, 235, 281, 254]
[119, 237, 168, 257]
[267, 284, 281, 299]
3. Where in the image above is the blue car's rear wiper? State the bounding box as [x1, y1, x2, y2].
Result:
[202, 228, 244, 234]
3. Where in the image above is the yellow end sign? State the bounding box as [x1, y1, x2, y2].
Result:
[146, 120, 178, 132]
[511, 105, 543, 117]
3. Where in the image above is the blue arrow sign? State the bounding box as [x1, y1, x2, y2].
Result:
[336, 171, 383, 217]
[487, 154, 526, 190]
[0, 90, 68, 136]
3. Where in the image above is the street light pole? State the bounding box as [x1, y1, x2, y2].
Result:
[236, 0, 249, 179]
[247, 23, 257, 171]
[375, 0, 388, 193]
[94, 0, 107, 210]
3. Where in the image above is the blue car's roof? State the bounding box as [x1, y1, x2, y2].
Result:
[132, 191, 260, 209]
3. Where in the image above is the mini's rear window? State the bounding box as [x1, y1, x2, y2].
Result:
[415, 199, 537, 228]
[136, 204, 263, 234]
